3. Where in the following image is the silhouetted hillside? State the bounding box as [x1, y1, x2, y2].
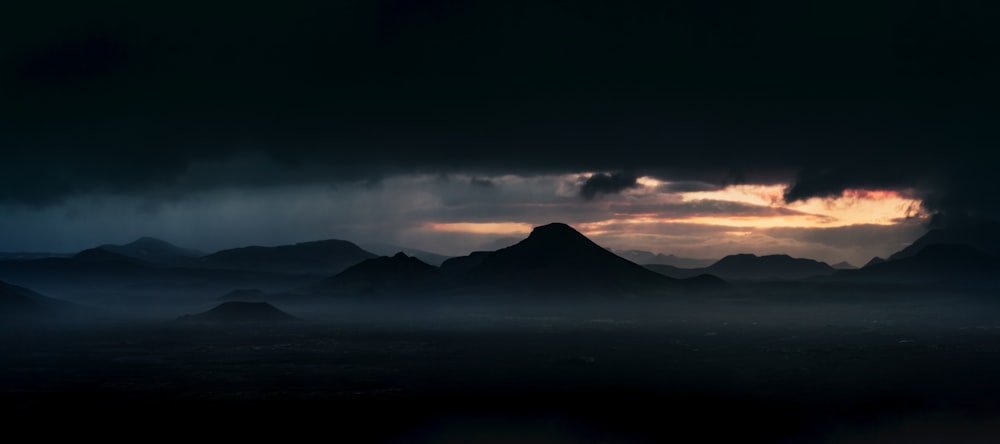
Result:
[99, 237, 203, 264]
[888, 220, 1000, 261]
[836, 244, 1000, 284]
[199, 240, 376, 275]
[0, 280, 77, 320]
[178, 302, 299, 323]
[440, 251, 492, 276]
[646, 254, 835, 281]
[318, 253, 443, 296]
[863, 257, 886, 268]
[0, 280, 44, 313]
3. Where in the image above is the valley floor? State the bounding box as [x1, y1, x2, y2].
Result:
[4, 294, 1000, 443]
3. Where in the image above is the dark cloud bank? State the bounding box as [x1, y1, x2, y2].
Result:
[2, 0, 999, 223]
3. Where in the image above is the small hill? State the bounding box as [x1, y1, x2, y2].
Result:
[199, 239, 376, 275]
[178, 302, 299, 323]
[99, 237, 203, 264]
[318, 252, 443, 296]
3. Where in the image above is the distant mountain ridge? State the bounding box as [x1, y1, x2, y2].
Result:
[199, 239, 377, 275]
[99, 237, 204, 264]
[646, 253, 836, 281]
[360, 243, 452, 266]
[612, 249, 716, 268]
[305, 223, 726, 299]
[831, 261, 857, 270]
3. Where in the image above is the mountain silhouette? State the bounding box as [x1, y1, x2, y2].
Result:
[455, 223, 706, 296]
[440, 251, 492, 276]
[863, 257, 886, 268]
[646, 253, 835, 281]
[888, 220, 1000, 261]
[199, 239, 376, 275]
[361, 243, 452, 266]
[612, 249, 716, 268]
[831, 261, 857, 270]
[836, 244, 1000, 284]
[178, 301, 299, 323]
[317, 252, 443, 296]
[98, 237, 204, 264]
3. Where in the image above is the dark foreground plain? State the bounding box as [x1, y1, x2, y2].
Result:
[5, 290, 1000, 443]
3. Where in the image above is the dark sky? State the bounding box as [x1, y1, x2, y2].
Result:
[1, 1, 997, 258]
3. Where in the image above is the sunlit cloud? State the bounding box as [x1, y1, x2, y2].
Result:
[427, 222, 534, 235]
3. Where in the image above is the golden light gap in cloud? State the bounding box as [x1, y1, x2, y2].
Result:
[427, 222, 534, 234]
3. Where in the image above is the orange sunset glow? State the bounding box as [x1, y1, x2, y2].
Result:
[419, 176, 928, 264]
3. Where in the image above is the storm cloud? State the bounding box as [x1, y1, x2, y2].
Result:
[580, 172, 640, 200]
[0, 0, 997, 222]
[1, 0, 997, 263]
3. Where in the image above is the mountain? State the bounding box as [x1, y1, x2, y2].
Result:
[178, 302, 299, 323]
[646, 254, 836, 281]
[612, 249, 716, 268]
[831, 261, 857, 270]
[863, 257, 886, 268]
[317, 252, 443, 296]
[440, 251, 492, 276]
[199, 239, 377, 275]
[836, 244, 1000, 284]
[455, 223, 701, 296]
[98, 237, 204, 264]
[360, 243, 452, 266]
[888, 220, 1000, 261]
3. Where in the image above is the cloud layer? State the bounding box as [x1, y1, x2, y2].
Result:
[0, 1, 997, 223]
